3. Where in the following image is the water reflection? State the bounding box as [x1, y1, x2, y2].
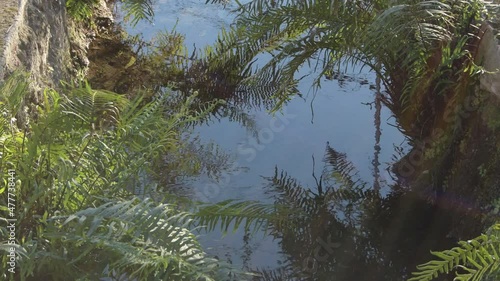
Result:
[117, 1, 463, 279]
[255, 143, 456, 281]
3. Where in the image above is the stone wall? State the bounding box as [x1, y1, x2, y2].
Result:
[478, 23, 500, 98]
[0, 0, 18, 56]
[0, 0, 115, 98]
[0, 0, 72, 99]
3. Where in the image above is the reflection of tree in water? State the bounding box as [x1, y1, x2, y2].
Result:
[184, 58, 299, 134]
[255, 143, 457, 281]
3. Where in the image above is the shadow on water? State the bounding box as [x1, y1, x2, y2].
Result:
[84, 19, 276, 134]
[252, 144, 459, 281]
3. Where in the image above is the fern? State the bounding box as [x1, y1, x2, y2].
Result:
[37, 198, 220, 281]
[201, 0, 487, 116]
[193, 200, 288, 235]
[66, 0, 155, 26]
[324, 145, 367, 192]
[121, 0, 155, 26]
[66, 0, 100, 21]
[0, 74, 250, 280]
[408, 224, 500, 281]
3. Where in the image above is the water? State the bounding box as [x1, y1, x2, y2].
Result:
[128, 0, 405, 187]
[123, 1, 454, 280]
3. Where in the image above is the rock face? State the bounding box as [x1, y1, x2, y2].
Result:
[0, 0, 116, 101]
[0, 0, 18, 54]
[0, 0, 72, 98]
[478, 23, 500, 98]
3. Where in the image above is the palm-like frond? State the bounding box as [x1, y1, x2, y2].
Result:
[202, 0, 375, 111]
[193, 200, 293, 235]
[66, 0, 155, 26]
[264, 142, 379, 227]
[324, 145, 367, 191]
[409, 224, 500, 281]
[61, 82, 129, 127]
[203, 0, 486, 116]
[36, 198, 219, 281]
[66, 0, 100, 21]
[121, 0, 155, 26]
[266, 166, 358, 224]
[0, 74, 244, 280]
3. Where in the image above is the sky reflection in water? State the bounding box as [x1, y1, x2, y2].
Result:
[125, 1, 419, 278]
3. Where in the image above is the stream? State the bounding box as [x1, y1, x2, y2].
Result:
[123, 1, 455, 280]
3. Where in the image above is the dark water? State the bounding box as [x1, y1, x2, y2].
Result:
[125, 1, 458, 280]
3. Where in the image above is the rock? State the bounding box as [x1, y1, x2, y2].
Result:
[0, 0, 72, 99]
[0, 0, 116, 98]
[477, 23, 500, 99]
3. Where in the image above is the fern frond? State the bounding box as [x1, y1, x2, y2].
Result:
[40, 198, 219, 281]
[409, 224, 500, 281]
[122, 0, 155, 26]
[324, 145, 368, 192]
[0, 72, 30, 118]
[193, 199, 291, 235]
[203, 0, 486, 114]
[0, 72, 30, 172]
[0, 71, 254, 280]
[66, 0, 100, 21]
[62, 82, 129, 126]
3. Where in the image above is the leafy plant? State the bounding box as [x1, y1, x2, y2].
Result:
[203, 0, 490, 138]
[66, 0, 100, 22]
[409, 224, 500, 281]
[121, 0, 155, 26]
[0, 73, 263, 280]
[66, 0, 155, 26]
[39, 198, 221, 281]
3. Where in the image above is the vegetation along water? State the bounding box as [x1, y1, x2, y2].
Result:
[1, 0, 500, 280]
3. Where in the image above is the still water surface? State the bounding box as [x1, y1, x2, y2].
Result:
[124, 1, 453, 280]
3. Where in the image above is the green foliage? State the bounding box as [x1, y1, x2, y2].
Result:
[0, 73, 252, 280]
[40, 198, 220, 281]
[194, 200, 287, 235]
[66, 0, 154, 26]
[122, 0, 155, 26]
[409, 224, 500, 281]
[132, 28, 190, 91]
[251, 144, 389, 280]
[66, 0, 99, 22]
[203, 0, 489, 114]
